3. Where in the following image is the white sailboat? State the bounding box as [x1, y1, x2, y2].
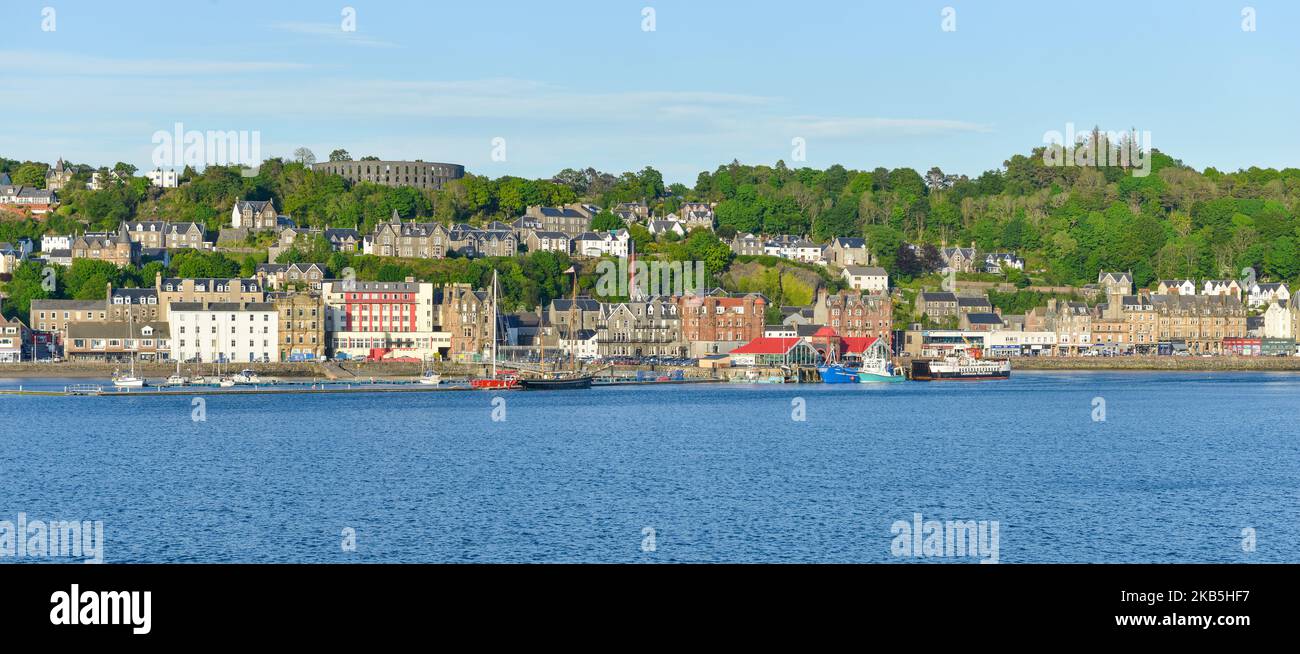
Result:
[418, 357, 441, 385]
[164, 360, 189, 386]
[112, 314, 145, 388]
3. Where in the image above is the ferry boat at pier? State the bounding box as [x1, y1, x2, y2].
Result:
[909, 349, 1011, 381]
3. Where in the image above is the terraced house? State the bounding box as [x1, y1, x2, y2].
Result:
[66, 321, 171, 362]
[0, 315, 29, 362]
[121, 220, 207, 249]
[371, 211, 451, 258]
[522, 204, 594, 236]
[70, 231, 137, 266]
[816, 290, 893, 342]
[155, 275, 264, 320]
[268, 291, 325, 362]
[256, 263, 326, 290]
[106, 285, 162, 323]
[1151, 294, 1247, 354]
[597, 298, 687, 359]
[674, 292, 767, 357]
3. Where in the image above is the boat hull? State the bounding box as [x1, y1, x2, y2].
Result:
[519, 376, 593, 390]
[471, 378, 519, 390]
[857, 371, 905, 383]
[910, 359, 1011, 381]
[818, 366, 860, 384]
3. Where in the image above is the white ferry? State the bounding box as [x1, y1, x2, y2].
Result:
[910, 349, 1011, 381]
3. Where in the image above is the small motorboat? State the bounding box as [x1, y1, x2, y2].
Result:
[232, 369, 261, 384]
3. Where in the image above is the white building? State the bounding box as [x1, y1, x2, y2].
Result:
[648, 220, 686, 238]
[1157, 279, 1197, 296]
[169, 301, 280, 363]
[146, 168, 180, 188]
[558, 328, 599, 360]
[90, 170, 129, 191]
[1263, 301, 1293, 339]
[573, 229, 630, 257]
[1202, 279, 1242, 298]
[985, 330, 1058, 356]
[40, 234, 73, 253]
[1248, 282, 1290, 308]
[841, 266, 889, 293]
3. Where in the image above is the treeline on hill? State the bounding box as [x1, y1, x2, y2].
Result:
[6, 137, 1300, 313]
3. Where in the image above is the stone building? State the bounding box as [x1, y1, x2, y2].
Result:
[268, 291, 325, 361]
[156, 275, 264, 320]
[597, 298, 686, 359]
[674, 292, 767, 357]
[372, 211, 451, 258]
[816, 290, 893, 342]
[71, 231, 137, 266]
[121, 221, 208, 249]
[313, 160, 464, 190]
[231, 199, 280, 230]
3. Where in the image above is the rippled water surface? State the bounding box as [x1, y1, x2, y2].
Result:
[1, 371, 1296, 562]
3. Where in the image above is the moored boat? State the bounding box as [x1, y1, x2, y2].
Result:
[519, 375, 593, 390]
[910, 350, 1011, 381]
[818, 364, 860, 384]
[232, 369, 261, 384]
[112, 372, 145, 388]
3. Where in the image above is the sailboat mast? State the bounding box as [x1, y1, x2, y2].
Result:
[569, 268, 577, 373]
[490, 270, 498, 379]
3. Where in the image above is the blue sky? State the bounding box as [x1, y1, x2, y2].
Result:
[3, 0, 1298, 183]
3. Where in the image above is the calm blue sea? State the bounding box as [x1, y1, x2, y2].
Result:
[1, 371, 1296, 563]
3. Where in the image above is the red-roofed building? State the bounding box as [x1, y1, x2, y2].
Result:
[728, 336, 820, 367]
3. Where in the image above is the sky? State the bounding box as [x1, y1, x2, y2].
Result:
[3, 0, 1299, 184]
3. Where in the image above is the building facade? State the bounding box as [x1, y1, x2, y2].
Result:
[168, 302, 278, 363]
[313, 160, 464, 190]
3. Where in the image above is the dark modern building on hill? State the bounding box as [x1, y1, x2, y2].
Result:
[312, 160, 465, 190]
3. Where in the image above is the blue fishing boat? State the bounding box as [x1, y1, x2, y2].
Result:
[818, 364, 860, 384]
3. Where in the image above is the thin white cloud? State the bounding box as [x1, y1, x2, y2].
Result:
[781, 115, 993, 137]
[272, 22, 399, 48]
[0, 50, 308, 76]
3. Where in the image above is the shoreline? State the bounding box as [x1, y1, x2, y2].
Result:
[3, 356, 1300, 379]
[1007, 356, 1300, 372]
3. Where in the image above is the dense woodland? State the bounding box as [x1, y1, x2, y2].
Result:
[5, 136, 1300, 321]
